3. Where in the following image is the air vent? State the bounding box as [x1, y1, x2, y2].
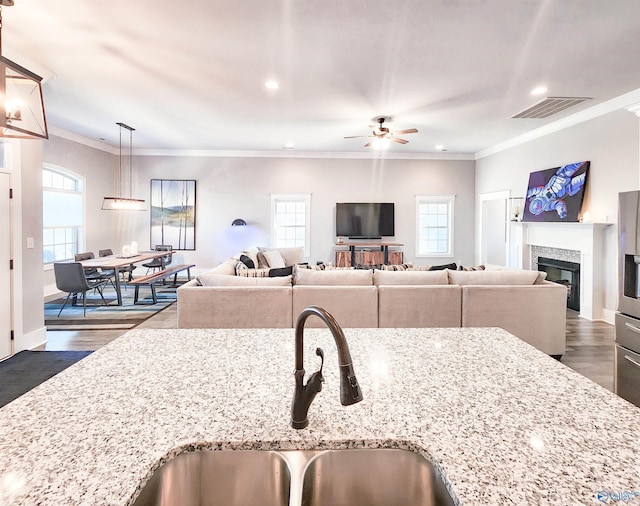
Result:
[512, 97, 592, 119]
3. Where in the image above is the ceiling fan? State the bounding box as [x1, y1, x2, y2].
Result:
[344, 116, 418, 148]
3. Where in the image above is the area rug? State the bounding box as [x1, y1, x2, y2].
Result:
[0, 350, 93, 408]
[44, 283, 180, 331]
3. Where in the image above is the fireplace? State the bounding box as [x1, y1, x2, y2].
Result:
[537, 256, 580, 311]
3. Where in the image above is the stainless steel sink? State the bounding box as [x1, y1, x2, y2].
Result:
[131, 448, 456, 506]
[130, 450, 290, 506]
[299, 449, 455, 506]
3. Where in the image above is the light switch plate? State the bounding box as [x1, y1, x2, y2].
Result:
[26, 237, 35, 249]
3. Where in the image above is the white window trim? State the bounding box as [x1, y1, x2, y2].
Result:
[270, 192, 311, 257]
[415, 194, 455, 258]
[42, 164, 86, 270]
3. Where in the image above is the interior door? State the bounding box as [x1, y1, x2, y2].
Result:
[0, 172, 12, 359]
[481, 198, 507, 265]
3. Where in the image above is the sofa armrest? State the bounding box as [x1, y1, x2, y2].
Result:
[461, 282, 567, 355]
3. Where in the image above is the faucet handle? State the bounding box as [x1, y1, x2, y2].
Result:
[315, 347, 324, 374]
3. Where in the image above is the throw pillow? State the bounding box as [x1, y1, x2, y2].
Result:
[263, 249, 286, 268]
[239, 254, 255, 269]
[269, 266, 294, 277]
[259, 246, 305, 266]
[237, 268, 271, 277]
[380, 263, 414, 271]
[429, 262, 457, 271]
[256, 251, 270, 269]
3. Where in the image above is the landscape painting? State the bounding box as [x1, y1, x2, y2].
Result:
[522, 161, 590, 223]
[150, 179, 196, 250]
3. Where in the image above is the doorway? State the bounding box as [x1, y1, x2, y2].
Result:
[0, 172, 12, 359]
[478, 191, 509, 266]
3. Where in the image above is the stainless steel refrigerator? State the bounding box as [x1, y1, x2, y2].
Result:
[616, 190, 640, 407]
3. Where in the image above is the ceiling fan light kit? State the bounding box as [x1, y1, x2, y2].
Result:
[345, 116, 418, 148]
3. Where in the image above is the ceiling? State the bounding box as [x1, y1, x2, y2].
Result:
[3, 0, 640, 155]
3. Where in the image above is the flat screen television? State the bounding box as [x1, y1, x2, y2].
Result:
[336, 202, 395, 239]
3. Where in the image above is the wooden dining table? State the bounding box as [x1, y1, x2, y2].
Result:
[79, 251, 174, 306]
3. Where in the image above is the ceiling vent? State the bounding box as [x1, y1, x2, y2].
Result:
[512, 97, 592, 119]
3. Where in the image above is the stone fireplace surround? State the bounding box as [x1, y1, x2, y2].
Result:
[511, 222, 611, 320]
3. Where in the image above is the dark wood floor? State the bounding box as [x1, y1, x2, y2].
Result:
[40, 306, 616, 392]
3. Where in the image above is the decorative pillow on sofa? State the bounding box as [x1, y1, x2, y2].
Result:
[447, 269, 541, 285]
[197, 272, 292, 286]
[262, 249, 286, 268]
[373, 270, 448, 285]
[239, 254, 255, 269]
[429, 262, 458, 271]
[458, 264, 485, 271]
[258, 246, 305, 266]
[269, 266, 294, 277]
[237, 267, 271, 277]
[380, 263, 414, 271]
[294, 268, 373, 286]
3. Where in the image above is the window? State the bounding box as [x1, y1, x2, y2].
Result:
[42, 166, 84, 265]
[271, 193, 311, 256]
[416, 195, 455, 257]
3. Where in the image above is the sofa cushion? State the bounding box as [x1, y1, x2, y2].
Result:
[447, 269, 541, 285]
[197, 272, 292, 286]
[262, 249, 286, 268]
[294, 268, 373, 285]
[373, 270, 449, 285]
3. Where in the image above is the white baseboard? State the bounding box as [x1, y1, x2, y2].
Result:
[15, 326, 47, 352]
[601, 308, 615, 325]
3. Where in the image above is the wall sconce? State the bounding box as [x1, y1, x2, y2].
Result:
[0, 3, 48, 139]
[102, 122, 146, 211]
[231, 218, 247, 226]
[509, 197, 525, 222]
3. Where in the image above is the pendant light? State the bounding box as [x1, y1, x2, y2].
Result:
[0, 0, 48, 139]
[102, 122, 146, 211]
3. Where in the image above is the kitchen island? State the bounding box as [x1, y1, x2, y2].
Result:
[0, 327, 638, 505]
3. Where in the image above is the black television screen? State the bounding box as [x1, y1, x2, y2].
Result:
[336, 202, 395, 239]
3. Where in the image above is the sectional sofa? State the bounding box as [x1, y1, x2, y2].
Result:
[177, 263, 568, 356]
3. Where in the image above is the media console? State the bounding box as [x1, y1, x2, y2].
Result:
[335, 242, 404, 267]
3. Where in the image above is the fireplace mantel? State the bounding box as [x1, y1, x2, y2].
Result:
[510, 222, 612, 320]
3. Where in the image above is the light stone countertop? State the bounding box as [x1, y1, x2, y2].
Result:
[0, 327, 638, 505]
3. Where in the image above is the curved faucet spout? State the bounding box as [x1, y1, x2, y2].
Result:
[291, 305, 363, 429]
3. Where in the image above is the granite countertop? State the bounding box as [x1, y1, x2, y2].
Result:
[0, 327, 638, 505]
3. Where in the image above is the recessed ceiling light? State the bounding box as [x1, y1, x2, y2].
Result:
[264, 80, 279, 90]
[531, 85, 547, 96]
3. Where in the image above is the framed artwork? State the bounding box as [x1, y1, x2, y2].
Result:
[522, 161, 590, 223]
[150, 179, 196, 250]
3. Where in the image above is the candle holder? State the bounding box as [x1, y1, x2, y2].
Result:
[509, 197, 525, 222]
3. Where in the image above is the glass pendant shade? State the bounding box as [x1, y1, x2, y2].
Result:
[101, 197, 146, 211]
[0, 56, 48, 139]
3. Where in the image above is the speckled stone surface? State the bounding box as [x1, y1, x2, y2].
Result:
[0, 327, 638, 505]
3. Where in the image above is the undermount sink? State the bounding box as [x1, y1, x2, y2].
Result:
[131, 448, 456, 506]
[130, 450, 290, 506]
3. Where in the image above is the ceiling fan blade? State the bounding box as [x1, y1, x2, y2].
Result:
[393, 128, 418, 135]
[344, 135, 369, 139]
[364, 141, 373, 147]
[390, 137, 409, 144]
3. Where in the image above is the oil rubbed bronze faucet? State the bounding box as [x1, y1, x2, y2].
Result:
[291, 305, 363, 429]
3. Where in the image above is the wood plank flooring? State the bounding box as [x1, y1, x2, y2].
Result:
[40, 305, 616, 392]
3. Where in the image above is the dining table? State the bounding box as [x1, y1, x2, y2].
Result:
[79, 250, 174, 306]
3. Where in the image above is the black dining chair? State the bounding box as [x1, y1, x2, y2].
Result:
[142, 245, 173, 274]
[53, 262, 109, 316]
[99, 248, 136, 282]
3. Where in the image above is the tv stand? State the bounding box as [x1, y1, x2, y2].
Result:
[335, 241, 404, 267]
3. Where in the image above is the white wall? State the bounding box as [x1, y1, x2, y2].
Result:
[476, 109, 640, 322]
[128, 156, 476, 270]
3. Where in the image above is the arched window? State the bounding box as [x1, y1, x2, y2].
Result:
[42, 166, 84, 264]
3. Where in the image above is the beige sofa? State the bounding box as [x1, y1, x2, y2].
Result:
[177, 266, 567, 356]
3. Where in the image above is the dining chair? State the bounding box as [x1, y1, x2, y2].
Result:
[53, 262, 109, 317]
[75, 251, 116, 289]
[99, 248, 136, 282]
[142, 245, 173, 274]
